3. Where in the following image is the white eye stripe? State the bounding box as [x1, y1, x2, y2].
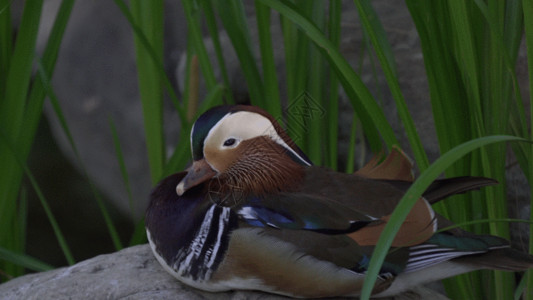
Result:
[203, 111, 311, 166]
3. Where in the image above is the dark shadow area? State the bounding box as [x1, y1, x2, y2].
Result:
[24, 115, 133, 269]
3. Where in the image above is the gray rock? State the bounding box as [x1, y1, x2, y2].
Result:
[0, 244, 448, 300]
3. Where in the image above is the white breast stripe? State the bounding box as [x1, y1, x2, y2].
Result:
[206, 207, 231, 272]
[175, 205, 216, 275]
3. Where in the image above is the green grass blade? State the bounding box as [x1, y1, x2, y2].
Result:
[214, 0, 265, 106]
[0, 0, 12, 96]
[129, 219, 147, 246]
[200, 0, 235, 104]
[326, 0, 341, 170]
[163, 83, 225, 177]
[285, 2, 315, 154]
[129, 0, 165, 185]
[260, 0, 398, 151]
[0, 128, 75, 266]
[345, 117, 359, 173]
[17, 188, 28, 258]
[197, 83, 226, 114]
[0, 0, 43, 230]
[0, 0, 74, 278]
[355, 0, 429, 171]
[0, 246, 54, 272]
[186, 55, 200, 122]
[360, 135, 525, 299]
[0, 0, 42, 140]
[18, 0, 75, 159]
[23, 168, 75, 265]
[0, 0, 45, 278]
[355, 0, 397, 77]
[305, 0, 326, 164]
[405, 1, 470, 158]
[108, 117, 136, 218]
[114, 0, 185, 124]
[182, 0, 218, 91]
[279, 4, 303, 119]
[447, 1, 484, 137]
[524, 0, 533, 298]
[37, 61, 123, 251]
[162, 132, 192, 177]
[517, 274, 528, 300]
[255, 1, 282, 117]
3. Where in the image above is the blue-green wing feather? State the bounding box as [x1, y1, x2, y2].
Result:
[236, 192, 377, 233]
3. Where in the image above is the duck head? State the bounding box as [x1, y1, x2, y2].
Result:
[176, 105, 312, 200]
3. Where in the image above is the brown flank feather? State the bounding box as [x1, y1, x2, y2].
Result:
[355, 146, 415, 181]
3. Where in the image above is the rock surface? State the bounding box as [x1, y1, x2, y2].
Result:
[0, 244, 448, 300]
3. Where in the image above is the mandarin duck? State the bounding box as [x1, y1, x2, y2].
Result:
[146, 104, 533, 298]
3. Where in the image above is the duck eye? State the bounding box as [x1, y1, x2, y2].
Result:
[223, 138, 236, 147]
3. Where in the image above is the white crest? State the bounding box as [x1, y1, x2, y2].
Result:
[204, 111, 311, 166]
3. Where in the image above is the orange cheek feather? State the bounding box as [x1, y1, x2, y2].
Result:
[204, 146, 240, 173]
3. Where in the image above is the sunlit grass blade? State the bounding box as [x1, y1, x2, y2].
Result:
[259, 0, 397, 151]
[360, 135, 526, 299]
[0, 246, 54, 272]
